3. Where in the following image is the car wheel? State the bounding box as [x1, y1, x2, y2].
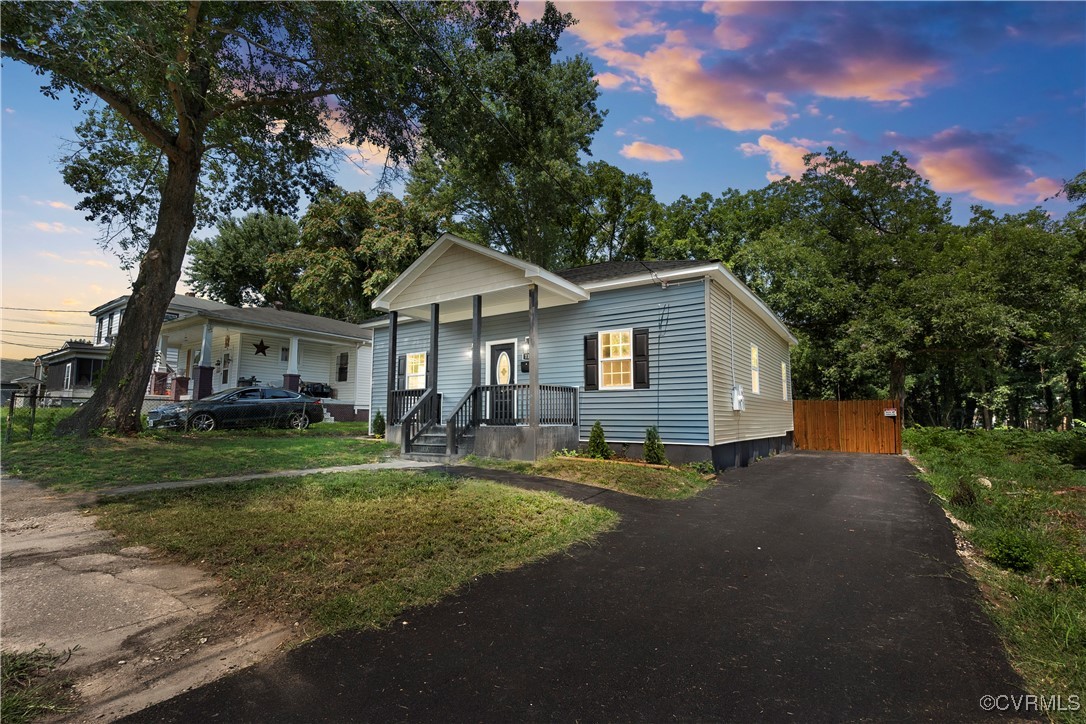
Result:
[188, 412, 216, 432]
[287, 411, 310, 430]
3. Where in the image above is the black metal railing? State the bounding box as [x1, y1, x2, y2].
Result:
[401, 388, 440, 453]
[389, 388, 425, 425]
[445, 387, 480, 455]
[476, 384, 577, 426]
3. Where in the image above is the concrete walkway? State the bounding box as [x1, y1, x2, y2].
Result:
[123, 451, 1028, 722]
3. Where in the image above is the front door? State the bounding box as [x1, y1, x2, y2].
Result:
[489, 342, 516, 424]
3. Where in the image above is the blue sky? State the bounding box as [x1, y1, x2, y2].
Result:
[2, 1, 1084, 358]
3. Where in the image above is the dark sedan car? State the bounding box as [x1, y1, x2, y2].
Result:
[147, 387, 324, 431]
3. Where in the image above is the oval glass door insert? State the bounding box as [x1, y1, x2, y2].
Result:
[497, 351, 512, 384]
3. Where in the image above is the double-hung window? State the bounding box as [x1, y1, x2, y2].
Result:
[600, 329, 633, 390]
[405, 352, 426, 390]
[337, 352, 349, 382]
[584, 328, 650, 391]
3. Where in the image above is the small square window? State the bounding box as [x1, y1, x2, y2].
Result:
[281, 347, 290, 363]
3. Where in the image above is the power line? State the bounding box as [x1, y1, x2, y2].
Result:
[386, 2, 668, 285]
[0, 340, 56, 350]
[3, 318, 95, 326]
[1, 306, 90, 313]
[3, 329, 93, 338]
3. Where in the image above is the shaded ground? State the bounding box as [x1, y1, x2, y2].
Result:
[125, 452, 1028, 722]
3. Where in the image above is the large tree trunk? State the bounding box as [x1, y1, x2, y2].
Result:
[55, 153, 200, 437]
[889, 356, 906, 407]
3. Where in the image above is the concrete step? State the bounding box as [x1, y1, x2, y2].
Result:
[401, 452, 464, 464]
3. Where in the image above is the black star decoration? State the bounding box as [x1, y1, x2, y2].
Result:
[253, 339, 269, 356]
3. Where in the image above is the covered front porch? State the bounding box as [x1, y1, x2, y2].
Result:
[372, 235, 588, 460]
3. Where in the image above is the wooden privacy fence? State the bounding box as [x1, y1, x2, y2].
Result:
[793, 399, 902, 454]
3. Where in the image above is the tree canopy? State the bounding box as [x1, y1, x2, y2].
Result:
[2, 0, 588, 435]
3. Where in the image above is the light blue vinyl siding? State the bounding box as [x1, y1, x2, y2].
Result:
[371, 280, 709, 445]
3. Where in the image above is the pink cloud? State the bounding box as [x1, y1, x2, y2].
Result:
[32, 222, 81, 234]
[739, 135, 821, 181]
[594, 72, 628, 90]
[904, 127, 1064, 205]
[620, 141, 684, 162]
[600, 42, 792, 131]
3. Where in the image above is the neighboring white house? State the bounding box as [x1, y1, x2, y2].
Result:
[156, 303, 373, 422]
[37, 294, 373, 422]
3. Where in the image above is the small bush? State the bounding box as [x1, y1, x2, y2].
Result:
[371, 410, 385, 437]
[644, 426, 668, 466]
[586, 420, 612, 460]
[986, 530, 1042, 573]
[1047, 551, 1086, 585]
[683, 460, 717, 476]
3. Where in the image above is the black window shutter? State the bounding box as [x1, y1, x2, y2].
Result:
[633, 328, 650, 389]
[584, 333, 598, 391]
[396, 354, 406, 390]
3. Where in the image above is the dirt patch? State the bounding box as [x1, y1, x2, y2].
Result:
[1, 476, 295, 721]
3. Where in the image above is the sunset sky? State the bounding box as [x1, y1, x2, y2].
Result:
[2, 1, 1084, 359]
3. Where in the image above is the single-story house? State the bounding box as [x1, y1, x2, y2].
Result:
[158, 304, 372, 422]
[1, 359, 40, 404]
[364, 233, 797, 469]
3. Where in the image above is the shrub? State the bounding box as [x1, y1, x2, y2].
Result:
[986, 530, 1042, 573]
[371, 410, 385, 437]
[586, 420, 612, 460]
[644, 426, 668, 466]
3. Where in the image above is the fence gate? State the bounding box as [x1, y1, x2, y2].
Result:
[793, 400, 902, 454]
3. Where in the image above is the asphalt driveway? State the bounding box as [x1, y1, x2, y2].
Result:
[126, 451, 1026, 722]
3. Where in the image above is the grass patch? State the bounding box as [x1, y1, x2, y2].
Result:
[463, 454, 715, 499]
[1, 646, 77, 723]
[904, 427, 1086, 719]
[2, 431, 395, 491]
[96, 470, 618, 634]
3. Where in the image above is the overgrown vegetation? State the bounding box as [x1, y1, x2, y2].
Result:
[0, 646, 76, 723]
[96, 471, 617, 634]
[462, 454, 714, 500]
[2, 428, 393, 491]
[905, 427, 1086, 716]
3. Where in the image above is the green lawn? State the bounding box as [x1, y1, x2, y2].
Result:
[2, 427, 393, 491]
[462, 454, 716, 499]
[96, 470, 618, 634]
[904, 427, 1086, 720]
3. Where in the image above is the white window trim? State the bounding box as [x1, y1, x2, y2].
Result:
[405, 351, 427, 390]
[63, 362, 73, 390]
[781, 360, 789, 401]
[599, 328, 634, 391]
[750, 343, 761, 395]
[484, 339, 519, 386]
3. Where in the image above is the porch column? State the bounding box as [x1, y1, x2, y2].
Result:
[528, 284, 540, 459]
[471, 295, 482, 424]
[193, 322, 214, 399]
[153, 335, 170, 395]
[283, 335, 300, 391]
[386, 311, 398, 421]
[427, 303, 439, 392]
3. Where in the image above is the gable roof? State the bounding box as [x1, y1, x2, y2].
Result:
[162, 305, 370, 343]
[372, 233, 589, 322]
[557, 259, 713, 285]
[90, 293, 235, 317]
[1, 359, 37, 383]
